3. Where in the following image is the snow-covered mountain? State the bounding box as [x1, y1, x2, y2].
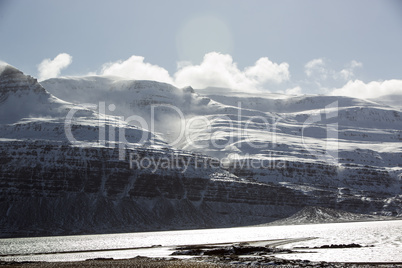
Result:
[369, 93, 402, 111]
[0, 67, 313, 237]
[41, 75, 402, 194]
[0, 65, 166, 147]
[0, 66, 401, 238]
[42, 75, 402, 205]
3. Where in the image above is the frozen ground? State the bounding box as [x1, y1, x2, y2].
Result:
[0, 220, 401, 263]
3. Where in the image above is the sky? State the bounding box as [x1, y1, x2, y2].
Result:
[1, 0, 402, 97]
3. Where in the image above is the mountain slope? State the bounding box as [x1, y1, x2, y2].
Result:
[0, 66, 324, 237]
[0, 67, 400, 238]
[268, 206, 394, 225]
[0, 65, 166, 148]
[41, 76, 402, 211]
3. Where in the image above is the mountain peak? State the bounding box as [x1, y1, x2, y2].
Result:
[0, 63, 21, 75]
[0, 64, 46, 95]
[0, 65, 58, 124]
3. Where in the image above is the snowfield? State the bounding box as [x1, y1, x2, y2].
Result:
[0, 220, 401, 263]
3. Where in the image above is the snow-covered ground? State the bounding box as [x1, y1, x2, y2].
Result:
[0, 220, 401, 263]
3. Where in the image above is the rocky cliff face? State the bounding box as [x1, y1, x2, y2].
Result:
[2, 139, 399, 238]
[0, 140, 308, 237]
[0, 65, 401, 238]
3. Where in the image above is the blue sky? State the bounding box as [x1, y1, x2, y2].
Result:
[1, 0, 402, 96]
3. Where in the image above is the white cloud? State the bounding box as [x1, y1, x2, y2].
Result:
[38, 53, 72, 81]
[176, 61, 192, 70]
[286, 86, 302, 95]
[100, 55, 174, 84]
[245, 57, 290, 84]
[338, 69, 353, 80]
[330, 79, 402, 98]
[305, 58, 327, 79]
[99, 52, 290, 91]
[350, 60, 363, 69]
[305, 58, 363, 82]
[174, 52, 289, 90]
[337, 60, 363, 80]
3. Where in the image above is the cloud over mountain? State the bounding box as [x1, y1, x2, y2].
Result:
[174, 52, 289, 90]
[330, 79, 402, 98]
[37, 53, 72, 81]
[305, 58, 327, 79]
[305, 58, 362, 82]
[100, 55, 174, 84]
[98, 52, 290, 91]
[35, 53, 401, 99]
[338, 60, 363, 80]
